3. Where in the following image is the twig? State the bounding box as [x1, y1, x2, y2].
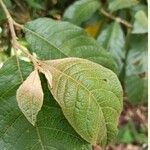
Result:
[100, 8, 133, 28]
[0, 0, 39, 68]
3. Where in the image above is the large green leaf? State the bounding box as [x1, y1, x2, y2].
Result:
[63, 0, 100, 25]
[42, 58, 123, 146]
[108, 0, 139, 12]
[97, 22, 125, 73]
[24, 18, 117, 73]
[132, 10, 148, 34]
[125, 35, 148, 104]
[0, 57, 91, 150]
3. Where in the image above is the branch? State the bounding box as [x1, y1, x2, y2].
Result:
[100, 8, 133, 28]
[0, 0, 39, 68]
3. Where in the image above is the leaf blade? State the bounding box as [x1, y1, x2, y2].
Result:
[125, 35, 148, 104]
[132, 10, 148, 34]
[43, 58, 123, 146]
[24, 18, 117, 73]
[108, 0, 139, 12]
[63, 0, 100, 25]
[16, 70, 44, 125]
[97, 22, 125, 73]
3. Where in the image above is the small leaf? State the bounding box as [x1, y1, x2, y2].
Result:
[16, 70, 43, 125]
[108, 0, 139, 12]
[25, 18, 118, 73]
[0, 57, 91, 150]
[42, 57, 123, 147]
[63, 0, 100, 25]
[97, 22, 125, 73]
[131, 4, 148, 16]
[132, 10, 148, 34]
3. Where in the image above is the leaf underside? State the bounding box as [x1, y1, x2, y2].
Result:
[16, 70, 43, 126]
[42, 57, 123, 146]
[97, 22, 125, 73]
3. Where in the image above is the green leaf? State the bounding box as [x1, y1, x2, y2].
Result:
[16, 70, 44, 126]
[125, 35, 148, 104]
[0, 0, 12, 21]
[63, 0, 100, 25]
[0, 57, 92, 150]
[42, 57, 123, 146]
[24, 18, 117, 73]
[117, 123, 134, 144]
[131, 4, 148, 16]
[132, 10, 148, 34]
[117, 121, 148, 144]
[108, 0, 139, 12]
[41, 69, 53, 88]
[26, 0, 45, 10]
[3, 0, 12, 8]
[97, 22, 125, 73]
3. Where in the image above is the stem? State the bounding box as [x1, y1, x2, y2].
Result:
[100, 8, 133, 28]
[0, 0, 39, 68]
